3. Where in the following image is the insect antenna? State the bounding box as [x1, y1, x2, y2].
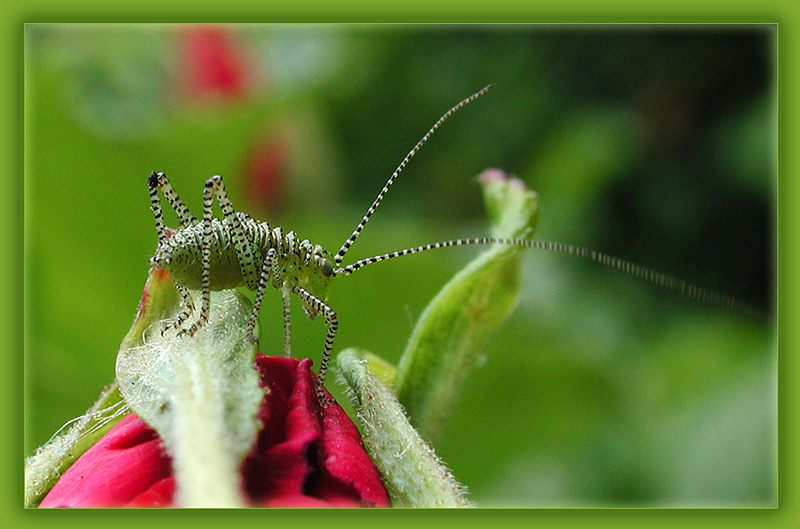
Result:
[334, 236, 765, 321]
[333, 85, 493, 266]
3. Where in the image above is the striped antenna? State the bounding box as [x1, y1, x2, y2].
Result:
[334, 236, 764, 321]
[334, 85, 493, 266]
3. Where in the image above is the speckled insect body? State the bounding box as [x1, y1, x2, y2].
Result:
[151, 208, 335, 315]
[147, 86, 758, 403]
[148, 173, 339, 400]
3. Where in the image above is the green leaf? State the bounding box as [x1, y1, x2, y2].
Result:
[115, 267, 263, 507]
[24, 383, 129, 508]
[393, 170, 539, 440]
[337, 349, 471, 508]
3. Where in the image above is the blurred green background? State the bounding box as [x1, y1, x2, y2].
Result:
[25, 24, 775, 507]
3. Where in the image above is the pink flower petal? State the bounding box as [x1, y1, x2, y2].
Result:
[244, 355, 390, 507]
[39, 414, 172, 508]
[40, 354, 390, 508]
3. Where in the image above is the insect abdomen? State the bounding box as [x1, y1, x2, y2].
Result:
[158, 217, 255, 291]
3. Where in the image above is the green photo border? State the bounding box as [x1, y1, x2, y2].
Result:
[7, 1, 792, 527]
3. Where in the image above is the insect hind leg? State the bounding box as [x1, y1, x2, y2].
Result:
[180, 175, 262, 338]
[204, 175, 262, 290]
[148, 172, 198, 244]
[170, 284, 196, 330]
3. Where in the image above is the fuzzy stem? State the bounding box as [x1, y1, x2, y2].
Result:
[338, 349, 471, 507]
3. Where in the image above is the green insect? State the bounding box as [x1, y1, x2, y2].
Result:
[148, 86, 759, 402]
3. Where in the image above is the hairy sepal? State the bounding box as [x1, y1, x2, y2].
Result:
[337, 349, 470, 508]
[115, 267, 263, 507]
[393, 170, 539, 440]
[24, 383, 129, 507]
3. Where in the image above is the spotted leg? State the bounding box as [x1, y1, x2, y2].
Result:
[181, 175, 263, 337]
[281, 285, 292, 357]
[204, 175, 263, 290]
[247, 247, 278, 344]
[148, 172, 199, 332]
[148, 171, 198, 244]
[293, 285, 338, 405]
[172, 284, 196, 329]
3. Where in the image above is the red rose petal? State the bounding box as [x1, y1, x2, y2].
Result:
[39, 414, 172, 508]
[41, 354, 390, 508]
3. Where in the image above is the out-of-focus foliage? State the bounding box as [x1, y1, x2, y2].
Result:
[25, 24, 775, 507]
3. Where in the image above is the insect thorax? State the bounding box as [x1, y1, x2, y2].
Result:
[268, 225, 335, 306]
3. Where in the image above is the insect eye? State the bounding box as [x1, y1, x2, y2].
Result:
[320, 258, 333, 277]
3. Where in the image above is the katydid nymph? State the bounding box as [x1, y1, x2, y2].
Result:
[147, 85, 760, 403]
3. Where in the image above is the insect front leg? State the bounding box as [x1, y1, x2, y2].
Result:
[293, 285, 338, 405]
[281, 285, 292, 357]
[247, 247, 279, 344]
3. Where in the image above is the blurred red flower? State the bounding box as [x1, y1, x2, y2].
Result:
[244, 134, 289, 211]
[40, 354, 390, 508]
[179, 25, 251, 100]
